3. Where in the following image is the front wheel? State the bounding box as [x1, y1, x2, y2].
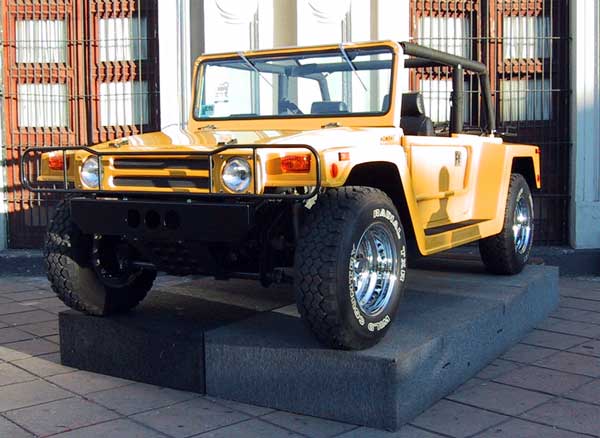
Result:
[479, 174, 534, 274]
[294, 187, 407, 350]
[45, 200, 156, 315]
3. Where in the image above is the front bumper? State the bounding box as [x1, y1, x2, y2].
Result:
[21, 144, 321, 201]
[70, 198, 254, 242]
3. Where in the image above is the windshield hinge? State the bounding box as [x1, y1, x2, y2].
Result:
[321, 122, 341, 129]
[217, 138, 238, 146]
[199, 124, 217, 131]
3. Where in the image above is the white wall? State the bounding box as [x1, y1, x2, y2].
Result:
[570, 0, 600, 249]
[0, 17, 7, 249]
[0, 121, 6, 250]
[158, 0, 193, 128]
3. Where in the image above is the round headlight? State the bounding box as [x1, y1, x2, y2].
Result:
[221, 157, 251, 193]
[80, 156, 100, 188]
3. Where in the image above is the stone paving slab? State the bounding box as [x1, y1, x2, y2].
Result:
[0, 380, 72, 413]
[521, 398, 600, 436]
[0, 272, 596, 437]
[50, 418, 166, 438]
[4, 397, 120, 437]
[130, 397, 251, 437]
[411, 399, 509, 437]
[447, 380, 553, 416]
[0, 416, 32, 438]
[86, 382, 198, 416]
[494, 365, 593, 395]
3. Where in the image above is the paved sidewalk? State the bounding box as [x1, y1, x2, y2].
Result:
[0, 274, 599, 437]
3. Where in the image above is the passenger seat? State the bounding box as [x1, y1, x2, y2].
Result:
[400, 92, 434, 136]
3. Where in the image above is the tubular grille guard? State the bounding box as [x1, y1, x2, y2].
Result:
[20, 144, 322, 201]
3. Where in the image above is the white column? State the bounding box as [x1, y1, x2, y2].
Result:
[0, 38, 7, 249]
[203, 0, 259, 52]
[570, 0, 600, 249]
[0, 125, 6, 250]
[374, 0, 410, 42]
[158, 0, 194, 128]
[374, 0, 410, 94]
[273, 0, 296, 48]
[296, 0, 351, 45]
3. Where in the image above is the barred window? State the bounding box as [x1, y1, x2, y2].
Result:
[99, 81, 149, 126]
[503, 16, 551, 60]
[16, 20, 67, 63]
[420, 79, 472, 124]
[500, 78, 552, 121]
[416, 16, 471, 58]
[18, 83, 69, 128]
[99, 17, 148, 62]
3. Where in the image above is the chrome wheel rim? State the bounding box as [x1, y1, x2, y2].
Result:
[350, 223, 398, 317]
[513, 191, 533, 254]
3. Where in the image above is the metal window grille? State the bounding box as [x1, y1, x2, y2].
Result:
[1, 0, 160, 248]
[410, 0, 570, 245]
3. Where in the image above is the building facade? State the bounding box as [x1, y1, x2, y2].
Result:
[0, 0, 598, 249]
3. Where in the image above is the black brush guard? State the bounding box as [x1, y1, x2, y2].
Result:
[20, 143, 322, 201]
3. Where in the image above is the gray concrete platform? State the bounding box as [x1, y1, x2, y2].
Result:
[59, 264, 559, 431]
[205, 265, 559, 430]
[60, 279, 292, 392]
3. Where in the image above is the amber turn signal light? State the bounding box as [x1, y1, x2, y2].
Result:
[281, 154, 311, 173]
[48, 152, 69, 171]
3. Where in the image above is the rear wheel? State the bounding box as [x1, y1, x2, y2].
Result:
[294, 187, 407, 350]
[479, 174, 534, 274]
[45, 200, 156, 315]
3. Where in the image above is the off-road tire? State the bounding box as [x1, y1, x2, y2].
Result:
[45, 200, 156, 315]
[479, 174, 534, 274]
[294, 186, 407, 350]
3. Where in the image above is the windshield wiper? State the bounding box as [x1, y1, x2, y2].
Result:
[339, 43, 367, 91]
[237, 51, 273, 88]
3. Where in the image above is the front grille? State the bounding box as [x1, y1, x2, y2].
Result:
[113, 177, 210, 189]
[113, 158, 210, 171]
[111, 156, 211, 191]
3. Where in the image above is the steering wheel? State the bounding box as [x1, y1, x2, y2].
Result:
[279, 99, 303, 115]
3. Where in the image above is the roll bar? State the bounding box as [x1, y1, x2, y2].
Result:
[400, 41, 496, 135]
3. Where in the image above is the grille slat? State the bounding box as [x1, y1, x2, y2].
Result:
[113, 158, 210, 171]
[113, 177, 209, 189]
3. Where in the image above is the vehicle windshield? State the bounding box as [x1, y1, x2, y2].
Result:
[194, 46, 394, 120]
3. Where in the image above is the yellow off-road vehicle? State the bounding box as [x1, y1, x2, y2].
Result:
[23, 41, 540, 349]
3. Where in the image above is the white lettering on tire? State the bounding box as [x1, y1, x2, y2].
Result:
[368, 315, 391, 332]
[373, 208, 402, 239]
[348, 243, 365, 326]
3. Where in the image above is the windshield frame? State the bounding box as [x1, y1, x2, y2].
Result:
[191, 44, 396, 123]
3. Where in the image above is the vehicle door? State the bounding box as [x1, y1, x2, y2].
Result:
[403, 135, 473, 230]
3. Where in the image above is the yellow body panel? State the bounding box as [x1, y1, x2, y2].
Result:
[35, 40, 541, 257]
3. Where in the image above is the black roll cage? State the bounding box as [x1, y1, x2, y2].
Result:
[400, 41, 496, 136]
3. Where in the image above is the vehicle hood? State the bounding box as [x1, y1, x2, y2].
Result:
[91, 125, 390, 153]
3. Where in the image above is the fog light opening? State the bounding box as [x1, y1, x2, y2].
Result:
[145, 211, 161, 230]
[164, 210, 180, 230]
[127, 210, 141, 228]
